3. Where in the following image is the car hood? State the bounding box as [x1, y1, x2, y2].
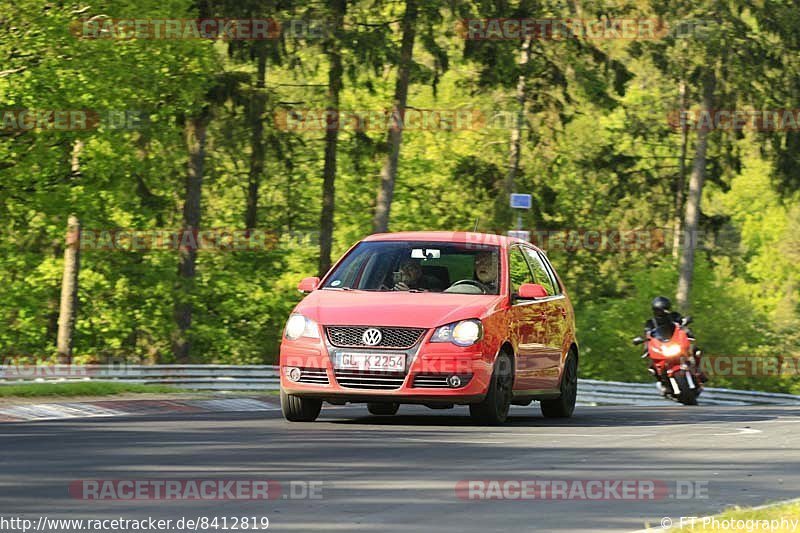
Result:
[295, 289, 505, 328]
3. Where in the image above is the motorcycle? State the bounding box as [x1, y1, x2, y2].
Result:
[632, 316, 704, 405]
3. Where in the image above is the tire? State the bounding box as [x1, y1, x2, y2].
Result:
[674, 373, 699, 406]
[541, 353, 578, 418]
[367, 402, 399, 415]
[280, 388, 322, 422]
[469, 351, 513, 425]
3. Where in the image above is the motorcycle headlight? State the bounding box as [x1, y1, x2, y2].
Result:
[431, 319, 483, 347]
[284, 314, 320, 340]
[661, 343, 682, 357]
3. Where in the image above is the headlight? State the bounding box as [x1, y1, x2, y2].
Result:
[284, 314, 320, 340]
[661, 343, 682, 357]
[431, 319, 483, 347]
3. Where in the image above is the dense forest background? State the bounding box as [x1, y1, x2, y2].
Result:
[1, 0, 798, 392]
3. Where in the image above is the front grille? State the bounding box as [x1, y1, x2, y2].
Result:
[333, 370, 406, 390]
[297, 368, 329, 385]
[412, 373, 473, 389]
[326, 326, 426, 350]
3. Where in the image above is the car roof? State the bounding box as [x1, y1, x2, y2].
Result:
[362, 231, 545, 253]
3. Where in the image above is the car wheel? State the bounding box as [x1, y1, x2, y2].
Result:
[367, 402, 399, 415]
[469, 351, 513, 425]
[280, 388, 322, 422]
[541, 353, 578, 418]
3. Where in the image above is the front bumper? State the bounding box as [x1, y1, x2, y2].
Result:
[280, 338, 493, 404]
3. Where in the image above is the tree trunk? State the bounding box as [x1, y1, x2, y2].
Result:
[173, 113, 208, 363]
[318, 0, 346, 277]
[372, 0, 418, 233]
[70, 139, 84, 179]
[676, 70, 715, 311]
[245, 47, 267, 230]
[497, 35, 532, 229]
[56, 215, 81, 364]
[672, 80, 688, 260]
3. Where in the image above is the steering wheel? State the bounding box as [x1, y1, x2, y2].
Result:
[446, 279, 488, 294]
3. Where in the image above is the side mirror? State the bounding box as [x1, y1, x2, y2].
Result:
[298, 276, 320, 293]
[681, 315, 693, 326]
[632, 336, 645, 346]
[517, 283, 548, 300]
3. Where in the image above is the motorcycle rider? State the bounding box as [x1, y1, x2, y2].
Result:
[644, 296, 686, 340]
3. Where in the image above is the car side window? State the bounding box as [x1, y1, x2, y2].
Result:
[508, 246, 534, 295]
[522, 247, 557, 296]
[537, 251, 562, 295]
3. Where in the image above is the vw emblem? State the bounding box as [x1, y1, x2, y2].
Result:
[362, 328, 382, 346]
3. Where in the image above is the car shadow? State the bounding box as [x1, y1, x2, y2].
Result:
[325, 404, 794, 428]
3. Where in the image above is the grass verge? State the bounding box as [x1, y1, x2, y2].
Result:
[671, 500, 800, 532]
[0, 381, 182, 398]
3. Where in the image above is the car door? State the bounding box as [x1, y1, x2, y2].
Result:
[507, 245, 551, 391]
[536, 251, 570, 369]
[521, 247, 565, 390]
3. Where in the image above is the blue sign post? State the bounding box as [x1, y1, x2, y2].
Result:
[507, 230, 530, 242]
[508, 194, 532, 239]
[509, 193, 532, 209]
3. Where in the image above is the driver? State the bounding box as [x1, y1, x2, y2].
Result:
[474, 251, 498, 292]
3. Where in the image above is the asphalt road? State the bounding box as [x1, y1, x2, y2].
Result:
[2, 404, 799, 532]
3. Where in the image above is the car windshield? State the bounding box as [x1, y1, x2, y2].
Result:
[322, 241, 501, 294]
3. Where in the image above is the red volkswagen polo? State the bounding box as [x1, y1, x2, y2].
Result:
[279, 231, 578, 425]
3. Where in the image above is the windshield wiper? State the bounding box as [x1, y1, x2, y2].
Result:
[321, 286, 353, 291]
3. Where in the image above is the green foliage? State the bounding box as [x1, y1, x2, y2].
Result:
[0, 381, 181, 398]
[0, 0, 797, 398]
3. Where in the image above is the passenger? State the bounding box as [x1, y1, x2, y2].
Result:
[393, 259, 445, 291]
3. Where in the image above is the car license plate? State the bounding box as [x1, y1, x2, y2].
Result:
[334, 353, 405, 372]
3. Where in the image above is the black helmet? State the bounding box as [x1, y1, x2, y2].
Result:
[651, 296, 671, 316]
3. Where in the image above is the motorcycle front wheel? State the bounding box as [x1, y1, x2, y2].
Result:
[673, 372, 699, 406]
